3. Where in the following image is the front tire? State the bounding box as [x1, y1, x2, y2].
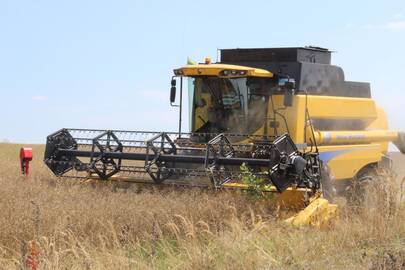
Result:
[347, 165, 396, 209]
[321, 163, 337, 202]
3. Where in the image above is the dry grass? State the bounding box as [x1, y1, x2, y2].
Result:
[0, 143, 404, 269]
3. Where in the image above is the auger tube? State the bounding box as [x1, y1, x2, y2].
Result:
[312, 130, 400, 147]
[394, 131, 405, 154]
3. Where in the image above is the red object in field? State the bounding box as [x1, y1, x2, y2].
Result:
[20, 147, 33, 175]
[25, 240, 40, 270]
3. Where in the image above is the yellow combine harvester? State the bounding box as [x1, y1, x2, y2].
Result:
[44, 47, 405, 226]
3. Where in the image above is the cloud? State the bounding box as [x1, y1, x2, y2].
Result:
[363, 20, 405, 31]
[384, 20, 405, 30]
[394, 13, 403, 19]
[32, 95, 48, 101]
[345, 23, 354, 29]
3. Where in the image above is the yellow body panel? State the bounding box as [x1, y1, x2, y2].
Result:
[306, 96, 377, 121]
[265, 95, 381, 144]
[316, 144, 382, 179]
[270, 95, 307, 143]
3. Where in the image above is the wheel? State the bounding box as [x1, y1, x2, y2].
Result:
[347, 168, 375, 205]
[347, 165, 396, 209]
[320, 163, 337, 202]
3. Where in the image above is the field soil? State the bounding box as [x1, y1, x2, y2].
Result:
[0, 143, 404, 270]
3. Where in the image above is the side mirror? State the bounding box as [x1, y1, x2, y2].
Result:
[170, 79, 176, 103]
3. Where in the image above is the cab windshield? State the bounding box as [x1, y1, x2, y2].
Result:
[190, 77, 272, 134]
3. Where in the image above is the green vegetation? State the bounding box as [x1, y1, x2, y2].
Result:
[240, 163, 273, 200]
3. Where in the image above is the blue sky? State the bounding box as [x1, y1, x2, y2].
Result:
[1, 0, 404, 143]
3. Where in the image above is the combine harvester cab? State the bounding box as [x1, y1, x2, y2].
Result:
[44, 47, 405, 227]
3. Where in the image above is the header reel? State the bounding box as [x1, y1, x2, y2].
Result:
[44, 129, 322, 194]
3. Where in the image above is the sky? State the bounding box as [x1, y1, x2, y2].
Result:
[0, 0, 404, 144]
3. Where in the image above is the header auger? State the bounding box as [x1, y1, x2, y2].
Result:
[44, 46, 405, 226]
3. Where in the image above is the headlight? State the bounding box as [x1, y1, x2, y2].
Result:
[220, 69, 248, 77]
[173, 69, 184, 76]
